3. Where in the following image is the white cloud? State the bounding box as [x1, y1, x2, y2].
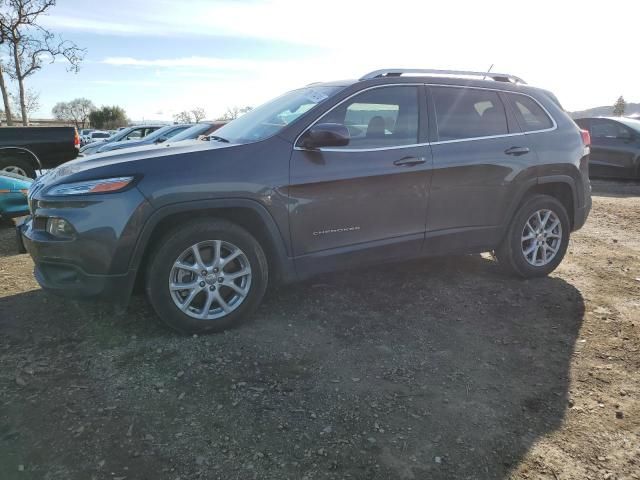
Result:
[38, 0, 640, 115]
[102, 56, 272, 70]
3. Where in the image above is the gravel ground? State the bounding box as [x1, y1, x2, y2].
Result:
[1, 180, 639, 480]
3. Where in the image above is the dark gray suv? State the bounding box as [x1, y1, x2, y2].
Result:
[20, 69, 592, 334]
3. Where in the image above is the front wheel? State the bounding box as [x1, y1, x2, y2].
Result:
[496, 194, 570, 278]
[0, 157, 36, 178]
[145, 219, 268, 334]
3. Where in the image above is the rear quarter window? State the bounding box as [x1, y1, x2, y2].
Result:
[506, 94, 554, 132]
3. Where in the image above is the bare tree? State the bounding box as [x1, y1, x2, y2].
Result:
[218, 105, 252, 121]
[191, 107, 206, 122]
[10, 86, 38, 122]
[0, 24, 13, 124]
[52, 97, 95, 128]
[173, 110, 193, 123]
[0, 0, 85, 125]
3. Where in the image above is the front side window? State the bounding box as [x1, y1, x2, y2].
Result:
[432, 87, 508, 141]
[506, 93, 553, 132]
[213, 86, 344, 144]
[317, 86, 419, 149]
[125, 129, 143, 140]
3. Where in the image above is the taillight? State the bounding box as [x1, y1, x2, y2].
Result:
[74, 128, 80, 148]
[580, 129, 591, 147]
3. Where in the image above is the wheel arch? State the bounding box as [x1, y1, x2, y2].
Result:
[0, 146, 43, 171]
[131, 199, 296, 293]
[506, 175, 577, 233]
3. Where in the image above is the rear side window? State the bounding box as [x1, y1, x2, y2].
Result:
[590, 119, 632, 139]
[506, 94, 554, 132]
[432, 87, 508, 141]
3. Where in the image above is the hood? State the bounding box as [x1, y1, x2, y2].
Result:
[45, 139, 237, 182]
[0, 171, 34, 191]
[98, 138, 154, 153]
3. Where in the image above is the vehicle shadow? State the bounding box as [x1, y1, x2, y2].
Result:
[258, 254, 585, 478]
[0, 254, 584, 479]
[590, 178, 640, 198]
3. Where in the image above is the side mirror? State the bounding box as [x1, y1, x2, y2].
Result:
[299, 123, 350, 149]
[156, 137, 168, 144]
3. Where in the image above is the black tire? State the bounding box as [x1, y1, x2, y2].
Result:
[0, 157, 36, 178]
[145, 219, 268, 334]
[496, 194, 570, 278]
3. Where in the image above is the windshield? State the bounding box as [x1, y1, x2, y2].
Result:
[168, 123, 213, 142]
[137, 125, 184, 142]
[212, 85, 344, 144]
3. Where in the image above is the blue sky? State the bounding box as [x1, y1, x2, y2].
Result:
[20, 0, 640, 120]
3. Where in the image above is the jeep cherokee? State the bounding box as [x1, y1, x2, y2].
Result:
[20, 68, 592, 333]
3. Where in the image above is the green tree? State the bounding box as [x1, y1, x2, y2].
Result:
[89, 105, 128, 129]
[613, 96, 626, 117]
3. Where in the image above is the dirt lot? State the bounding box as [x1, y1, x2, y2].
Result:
[1, 180, 639, 480]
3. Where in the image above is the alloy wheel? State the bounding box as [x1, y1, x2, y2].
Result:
[169, 240, 252, 320]
[2, 165, 28, 177]
[521, 209, 563, 267]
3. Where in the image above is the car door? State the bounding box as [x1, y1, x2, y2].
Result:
[588, 118, 636, 177]
[289, 84, 432, 273]
[426, 86, 533, 252]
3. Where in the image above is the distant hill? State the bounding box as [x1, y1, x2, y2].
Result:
[570, 102, 640, 119]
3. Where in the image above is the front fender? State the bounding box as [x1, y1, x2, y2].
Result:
[129, 198, 296, 284]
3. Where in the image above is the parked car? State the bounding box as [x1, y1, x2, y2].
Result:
[165, 122, 227, 144]
[0, 171, 32, 218]
[0, 126, 79, 178]
[83, 124, 193, 155]
[84, 130, 112, 145]
[20, 68, 591, 334]
[80, 128, 95, 147]
[79, 125, 162, 156]
[574, 116, 640, 178]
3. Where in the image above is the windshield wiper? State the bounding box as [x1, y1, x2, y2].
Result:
[209, 135, 230, 143]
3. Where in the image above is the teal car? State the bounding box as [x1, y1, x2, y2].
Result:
[0, 171, 32, 218]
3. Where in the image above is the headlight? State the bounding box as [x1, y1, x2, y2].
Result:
[47, 177, 134, 196]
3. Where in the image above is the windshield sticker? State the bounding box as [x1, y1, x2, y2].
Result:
[304, 89, 329, 103]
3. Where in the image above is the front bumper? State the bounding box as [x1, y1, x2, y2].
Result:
[20, 218, 138, 301]
[21, 186, 152, 302]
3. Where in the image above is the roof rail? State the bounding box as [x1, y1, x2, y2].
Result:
[360, 68, 527, 84]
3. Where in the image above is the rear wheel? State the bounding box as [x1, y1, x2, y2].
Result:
[0, 157, 36, 178]
[496, 194, 570, 278]
[145, 219, 268, 334]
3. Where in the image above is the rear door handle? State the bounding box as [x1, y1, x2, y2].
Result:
[393, 156, 426, 167]
[504, 146, 530, 156]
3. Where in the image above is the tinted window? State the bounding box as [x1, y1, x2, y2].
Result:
[319, 86, 419, 148]
[432, 87, 508, 140]
[169, 123, 213, 142]
[125, 129, 144, 140]
[574, 118, 589, 130]
[506, 94, 553, 132]
[590, 119, 632, 140]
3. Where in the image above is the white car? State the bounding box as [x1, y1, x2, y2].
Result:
[84, 130, 111, 145]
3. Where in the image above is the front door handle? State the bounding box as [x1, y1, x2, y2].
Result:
[393, 156, 426, 167]
[504, 146, 530, 156]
